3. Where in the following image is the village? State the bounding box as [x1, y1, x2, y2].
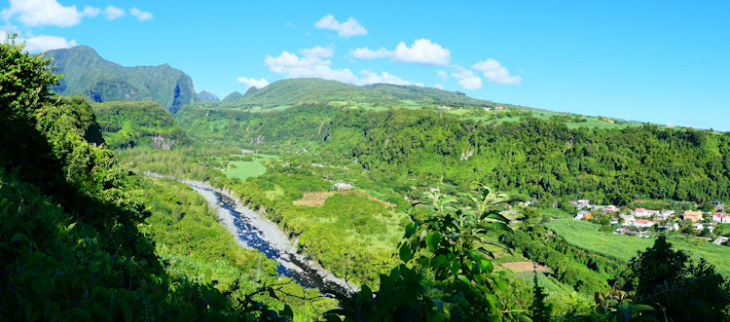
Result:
[571, 199, 730, 245]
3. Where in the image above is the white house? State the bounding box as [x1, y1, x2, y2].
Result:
[605, 205, 618, 213]
[658, 210, 675, 220]
[633, 219, 655, 228]
[620, 215, 636, 225]
[634, 208, 651, 217]
[713, 213, 730, 223]
[574, 211, 592, 220]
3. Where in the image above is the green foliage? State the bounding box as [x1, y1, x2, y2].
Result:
[46, 45, 199, 112]
[630, 236, 730, 321]
[187, 78, 506, 111]
[93, 100, 189, 148]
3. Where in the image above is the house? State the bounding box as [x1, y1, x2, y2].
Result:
[658, 210, 675, 220]
[634, 208, 651, 217]
[683, 210, 703, 222]
[495, 106, 504, 110]
[483, 107, 492, 111]
[633, 219, 655, 228]
[713, 213, 730, 223]
[605, 205, 618, 213]
[576, 199, 591, 209]
[438, 105, 452, 110]
[574, 211, 592, 220]
[620, 215, 636, 225]
[334, 183, 353, 191]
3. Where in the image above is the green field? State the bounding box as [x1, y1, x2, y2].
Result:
[224, 154, 278, 180]
[546, 219, 730, 276]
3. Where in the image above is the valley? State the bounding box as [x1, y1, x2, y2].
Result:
[2, 37, 729, 322]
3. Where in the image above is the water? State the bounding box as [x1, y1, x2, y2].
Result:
[185, 182, 353, 294]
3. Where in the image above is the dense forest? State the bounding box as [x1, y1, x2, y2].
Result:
[176, 105, 730, 206]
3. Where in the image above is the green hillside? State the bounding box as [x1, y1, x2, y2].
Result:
[189, 78, 523, 110]
[46, 45, 200, 113]
[198, 90, 220, 102]
[93, 101, 188, 149]
[221, 90, 244, 102]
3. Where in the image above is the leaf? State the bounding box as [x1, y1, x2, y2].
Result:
[118, 298, 133, 322]
[426, 232, 440, 252]
[404, 222, 417, 238]
[431, 255, 449, 270]
[399, 243, 413, 263]
[359, 284, 373, 302]
[67, 223, 76, 231]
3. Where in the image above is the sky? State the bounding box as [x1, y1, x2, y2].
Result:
[2, 0, 729, 130]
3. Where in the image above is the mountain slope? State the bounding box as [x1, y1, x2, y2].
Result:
[93, 101, 189, 149]
[190, 78, 522, 110]
[198, 90, 220, 102]
[46, 45, 200, 113]
[222, 91, 244, 102]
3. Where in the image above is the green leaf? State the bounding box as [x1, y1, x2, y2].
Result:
[405, 222, 417, 238]
[426, 232, 440, 252]
[67, 223, 76, 231]
[118, 299, 133, 322]
[431, 255, 449, 270]
[399, 243, 413, 263]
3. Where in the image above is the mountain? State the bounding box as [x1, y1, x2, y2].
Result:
[198, 90, 220, 102]
[93, 101, 188, 149]
[45, 45, 200, 113]
[187, 78, 523, 110]
[222, 91, 244, 102]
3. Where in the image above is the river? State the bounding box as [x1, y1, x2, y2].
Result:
[180, 180, 358, 294]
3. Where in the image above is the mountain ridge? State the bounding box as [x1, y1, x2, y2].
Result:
[46, 45, 200, 114]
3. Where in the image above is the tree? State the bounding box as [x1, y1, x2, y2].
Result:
[630, 235, 730, 321]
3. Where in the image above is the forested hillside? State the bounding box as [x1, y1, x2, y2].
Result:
[189, 78, 522, 110]
[176, 104, 730, 205]
[46, 45, 200, 113]
[93, 101, 189, 149]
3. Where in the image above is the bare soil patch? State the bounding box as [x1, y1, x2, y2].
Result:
[500, 262, 551, 273]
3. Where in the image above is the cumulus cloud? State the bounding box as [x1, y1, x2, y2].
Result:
[1, 0, 99, 27]
[451, 68, 482, 90]
[437, 70, 448, 81]
[130, 8, 153, 21]
[237, 77, 270, 89]
[433, 84, 445, 90]
[264, 50, 419, 86]
[357, 70, 412, 86]
[264, 50, 358, 83]
[472, 58, 521, 85]
[314, 14, 367, 38]
[301, 45, 334, 58]
[105, 6, 125, 20]
[81, 6, 100, 18]
[22, 34, 77, 51]
[349, 47, 393, 59]
[393, 39, 450, 65]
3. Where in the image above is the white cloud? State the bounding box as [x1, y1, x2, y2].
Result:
[105, 6, 125, 20]
[81, 6, 100, 18]
[237, 77, 270, 89]
[1, 0, 99, 27]
[433, 84, 445, 90]
[301, 45, 334, 58]
[350, 47, 393, 59]
[22, 34, 76, 51]
[357, 70, 412, 86]
[130, 8, 153, 21]
[393, 39, 450, 65]
[314, 14, 367, 38]
[264, 50, 358, 83]
[437, 70, 448, 81]
[472, 58, 521, 85]
[451, 68, 482, 90]
[264, 50, 420, 86]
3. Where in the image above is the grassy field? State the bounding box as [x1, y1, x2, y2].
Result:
[545, 219, 730, 276]
[224, 154, 279, 181]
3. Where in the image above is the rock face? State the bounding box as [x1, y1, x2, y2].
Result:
[150, 136, 178, 150]
[46, 45, 200, 113]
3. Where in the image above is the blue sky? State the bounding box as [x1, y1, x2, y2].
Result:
[2, 0, 729, 129]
